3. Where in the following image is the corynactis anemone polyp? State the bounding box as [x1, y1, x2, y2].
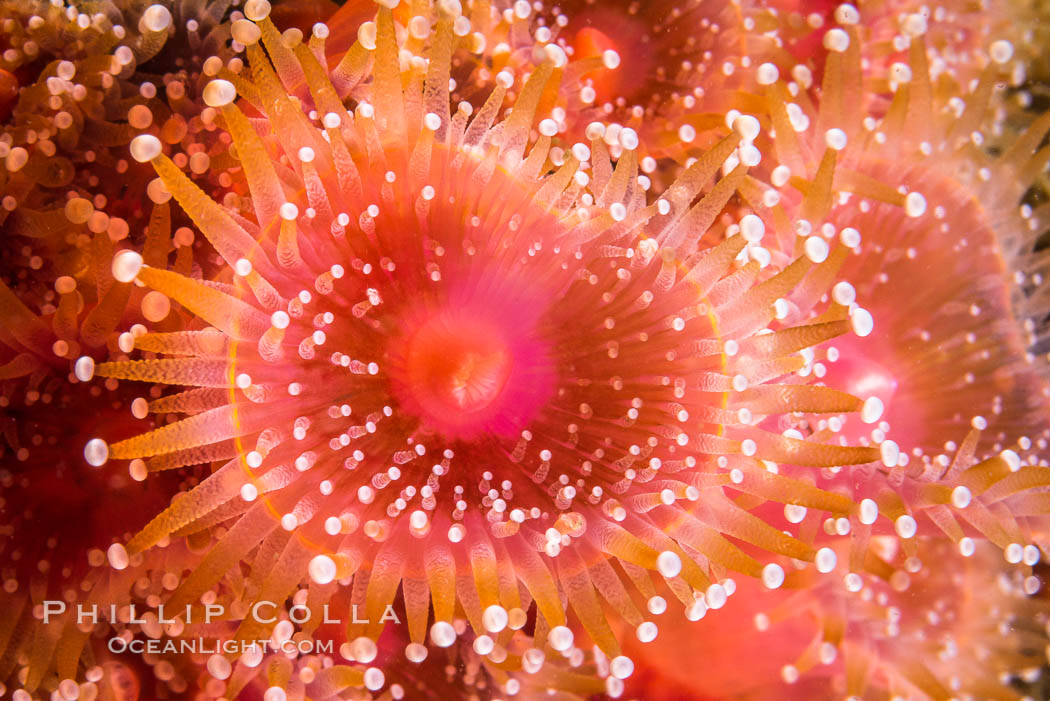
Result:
[718, 10, 1050, 547]
[76, 0, 889, 687]
[550, 0, 743, 112]
[0, 5, 263, 695]
[595, 8, 1050, 697]
[0, 236, 210, 698]
[0, 0, 238, 333]
[622, 534, 1048, 700]
[527, 0, 783, 181]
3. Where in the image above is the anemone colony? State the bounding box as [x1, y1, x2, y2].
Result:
[1, 0, 1050, 700]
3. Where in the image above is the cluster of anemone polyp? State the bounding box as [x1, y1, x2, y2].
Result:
[4, 0, 1050, 699]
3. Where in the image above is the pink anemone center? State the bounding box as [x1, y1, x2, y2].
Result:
[389, 292, 556, 442]
[406, 313, 512, 413]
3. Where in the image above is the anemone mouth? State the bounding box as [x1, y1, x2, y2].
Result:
[405, 313, 512, 412]
[389, 298, 556, 442]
